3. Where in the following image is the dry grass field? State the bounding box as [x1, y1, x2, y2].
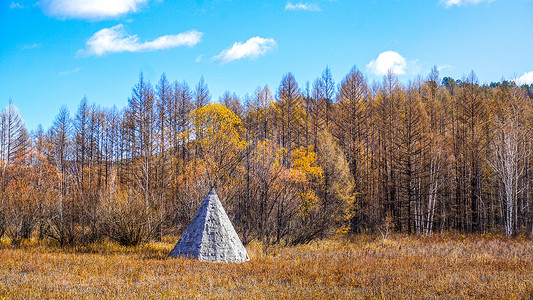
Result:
[1, 234, 532, 299]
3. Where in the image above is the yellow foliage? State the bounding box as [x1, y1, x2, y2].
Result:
[290, 146, 323, 182]
[188, 103, 248, 183]
[189, 103, 247, 153]
[111, 188, 129, 205]
[298, 190, 320, 218]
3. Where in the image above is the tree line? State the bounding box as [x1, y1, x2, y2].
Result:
[1, 67, 533, 247]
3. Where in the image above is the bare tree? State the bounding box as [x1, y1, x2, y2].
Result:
[275, 72, 304, 165]
[195, 76, 211, 109]
[321, 66, 335, 128]
[488, 88, 530, 236]
[46, 106, 77, 245]
[128, 72, 157, 239]
[0, 102, 30, 178]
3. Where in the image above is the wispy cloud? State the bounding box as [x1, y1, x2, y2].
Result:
[514, 71, 533, 85]
[39, 0, 149, 19]
[22, 43, 41, 50]
[59, 67, 81, 76]
[213, 37, 277, 64]
[78, 24, 203, 57]
[10, 2, 24, 9]
[285, 2, 321, 11]
[441, 0, 494, 8]
[195, 54, 204, 63]
[437, 64, 453, 72]
[366, 51, 408, 76]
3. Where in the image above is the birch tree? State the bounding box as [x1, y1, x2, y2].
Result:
[489, 86, 531, 236]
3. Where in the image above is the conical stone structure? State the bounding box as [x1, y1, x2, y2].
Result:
[169, 188, 249, 263]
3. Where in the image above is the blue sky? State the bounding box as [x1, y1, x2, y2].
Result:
[1, 0, 532, 131]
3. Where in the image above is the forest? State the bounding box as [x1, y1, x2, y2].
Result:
[2, 66, 533, 247]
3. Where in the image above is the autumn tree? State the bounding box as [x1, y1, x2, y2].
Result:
[220, 91, 243, 118]
[126, 72, 159, 239]
[4, 68, 533, 246]
[332, 66, 369, 231]
[489, 84, 532, 236]
[453, 71, 488, 233]
[46, 106, 78, 245]
[421, 68, 451, 235]
[154, 73, 172, 240]
[188, 103, 247, 185]
[374, 72, 402, 230]
[395, 81, 429, 234]
[244, 86, 275, 142]
[195, 76, 211, 109]
[321, 66, 336, 128]
[0, 102, 30, 167]
[315, 130, 354, 236]
[309, 79, 325, 151]
[274, 73, 305, 166]
[3, 156, 41, 244]
[72, 98, 100, 241]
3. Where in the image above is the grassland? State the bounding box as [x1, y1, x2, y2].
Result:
[0, 234, 532, 299]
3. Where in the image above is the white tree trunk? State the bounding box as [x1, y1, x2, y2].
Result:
[489, 111, 527, 237]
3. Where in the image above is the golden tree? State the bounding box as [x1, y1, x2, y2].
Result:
[188, 103, 247, 186]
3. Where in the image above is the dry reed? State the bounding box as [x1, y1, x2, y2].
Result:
[0, 233, 532, 299]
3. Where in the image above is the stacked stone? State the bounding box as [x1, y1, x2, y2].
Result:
[169, 188, 249, 263]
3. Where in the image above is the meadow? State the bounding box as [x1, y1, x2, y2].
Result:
[0, 234, 532, 299]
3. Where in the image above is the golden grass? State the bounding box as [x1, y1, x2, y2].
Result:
[1, 234, 532, 299]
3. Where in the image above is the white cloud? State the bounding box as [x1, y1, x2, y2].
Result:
[39, 0, 149, 19]
[437, 64, 453, 72]
[10, 2, 24, 9]
[285, 2, 321, 11]
[366, 51, 408, 75]
[78, 24, 203, 57]
[195, 55, 204, 63]
[59, 67, 81, 76]
[23, 43, 41, 50]
[213, 37, 277, 64]
[441, 0, 494, 8]
[514, 71, 533, 85]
